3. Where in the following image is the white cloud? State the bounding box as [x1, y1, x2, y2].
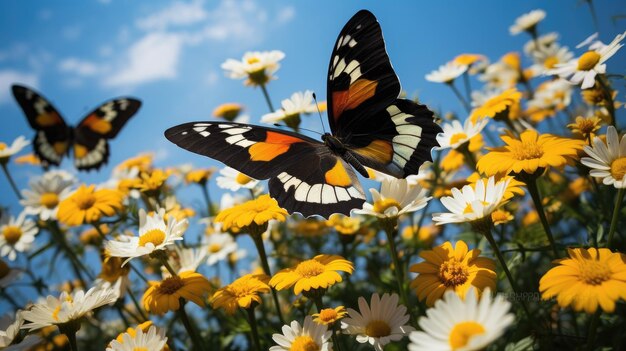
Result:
[62, 25, 82, 41]
[276, 6, 295, 24]
[205, 70, 219, 86]
[0, 70, 38, 104]
[136, 0, 207, 31]
[104, 32, 183, 87]
[59, 58, 101, 76]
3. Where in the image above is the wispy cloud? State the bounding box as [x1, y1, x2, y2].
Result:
[59, 58, 102, 76]
[0, 70, 38, 104]
[136, 0, 207, 31]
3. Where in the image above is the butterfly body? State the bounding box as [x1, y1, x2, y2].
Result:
[12, 85, 141, 171]
[165, 10, 442, 218]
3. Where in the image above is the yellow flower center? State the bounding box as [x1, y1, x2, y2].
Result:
[544, 56, 559, 69]
[610, 157, 626, 181]
[0, 142, 7, 151]
[579, 260, 611, 285]
[52, 305, 62, 321]
[450, 132, 468, 145]
[577, 51, 601, 71]
[208, 243, 222, 253]
[575, 118, 599, 135]
[133, 348, 149, 351]
[449, 321, 486, 350]
[246, 57, 260, 64]
[372, 198, 401, 214]
[74, 192, 97, 210]
[0, 259, 9, 278]
[157, 276, 184, 295]
[236, 172, 253, 185]
[138, 229, 166, 247]
[512, 142, 544, 160]
[2, 226, 22, 245]
[318, 308, 339, 322]
[295, 259, 325, 278]
[40, 192, 60, 209]
[439, 259, 469, 287]
[365, 320, 391, 338]
[289, 335, 320, 351]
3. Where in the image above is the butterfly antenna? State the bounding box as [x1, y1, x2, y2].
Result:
[272, 124, 322, 136]
[312, 93, 327, 134]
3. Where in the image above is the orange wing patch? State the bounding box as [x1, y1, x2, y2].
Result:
[324, 160, 352, 186]
[248, 131, 303, 162]
[35, 112, 63, 127]
[74, 144, 88, 159]
[332, 78, 378, 121]
[53, 141, 69, 156]
[82, 114, 112, 134]
[353, 139, 393, 164]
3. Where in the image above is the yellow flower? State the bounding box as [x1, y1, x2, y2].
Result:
[184, 168, 216, 185]
[491, 209, 513, 226]
[57, 185, 123, 226]
[326, 214, 361, 235]
[211, 273, 270, 314]
[501, 52, 521, 72]
[142, 271, 212, 315]
[441, 150, 465, 172]
[567, 115, 602, 139]
[581, 86, 605, 106]
[409, 241, 496, 306]
[270, 254, 354, 295]
[401, 224, 440, 246]
[212, 103, 243, 121]
[115, 153, 153, 172]
[99, 254, 130, 284]
[215, 194, 287, 232]
[539, 248, 626, 314]
[312, 306, 348, 325]
[79, 224, 109, 246]
[136, 169, 170, 194]
[477, 130, 584, 177]
[112, 321, 154, 344]
[453, 53, 486, 67]
[290, 218, 330, 237]
[14, 153, 41, 165]
[470, 89, 522, 123]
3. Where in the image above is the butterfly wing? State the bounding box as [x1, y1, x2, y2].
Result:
[73, 98, 141, 170]
[165, 122, 365, 217]
[11, 84, 71, 167]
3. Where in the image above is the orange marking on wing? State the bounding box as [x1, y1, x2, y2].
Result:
[324, 160, 352, 187]
[35, 112, 62, 127]
[354, 139, 393, 164]
[332, 79, 378, 120]
[82, 114, 112, 134]
[74, 144, 88, 159]
[248, 131, 303, 161]
[53, 141, 68, 156]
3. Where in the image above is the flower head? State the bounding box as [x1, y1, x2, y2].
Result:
[221, 50, 285, 86]
[0, 211, 38, 261]
[106, 325, 168, 351]
[204, 232, 238, 266]
[184, 168, 215, 185]
[581, 126, 626, 188]
[0, 136, 30, 164]
[211, 273, 270, 314]
[469, 89, 521, 123]
[213, 103, 243, 121]
[142, 271, 212, 315]
[408, 288, 514, 351]
[341, 293, 415, 351]
[425, 62, 468, 84]
[270, 254, 353, 295]
[436, 118, 488, 151]
[410, 241, 496, 306]
[261, 90, 320, 129]
[539, 248, 626, 313]
[270, 316, 332, 351]
[20, 171, 75, 221]
[216, 194, 287, 232]
[313, 306, 348, 326]
[509, 9, 546, 35]
[353, 178, 431, 219]
[216, 166, 259, 191]
[57, 184, 124, 226]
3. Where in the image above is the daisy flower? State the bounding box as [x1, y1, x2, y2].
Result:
[216, 166, 259, 192]
[523, 32, 559, 54]
[205, 232, 237, 266]
[169, 245, 208, 274]
[409, 241, 496, 306]
[142, 271, 212, 315]
[478, 62, 519, 91]
[581, 126, 626, 188]
[221, 50, 285, 86]
[211, 273, 271, 314]
[526, 79, 573, 118]
[115, 153, 153, 173]
[57, 184, 124, 226]
[425, 62, 468, 84]
[548, 31, 626, 89]
[106, 325, 168, 351]
[215, 194, 288, 232]
[432, 176, 510, 225]
[0, 211, 38, 261]
[212, 102, 243, 121]
[567, 115, 602, 140]
[313, 306, 348, 326]
[261, 90, 320, 129]
[353, 178, 431, 219]
[341, 293, 415, 351]
[529, 44, 574, 75]
[326, 213, 363, 236]
[270, 254, 353, 295]
[20, 171, 75, 221]
[509, 9, 546, 35]
[436, 118, 489, 151]
[469, 89, 521, 123]
[184, 168, 216, 185]
[105, 209, 187, 266]
[0, 311, 23, 347]
[270, 316, 332, 351]
[0, 136, 30, 164]
[408, 288, 514, 351]
[21, 286, 118, 331]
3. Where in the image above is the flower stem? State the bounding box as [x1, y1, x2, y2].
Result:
[448, 82, 471, 113]
[200, 183, 215, 217]
[178, 299, 205, 351]
[58, 322, 80, 351]
[383, 224, 409, 309]
[312, 297, 343, 351]
[1, 163, 23, 200]
[250, 233, 285, 324]
[462, 71, 473, 104]
[260, 84, 275, 112]
[585, 311, 601, 351]
[596, 75, 616, 128]
[527, 179, 560, 258]
[607, 187, 625, 249]
[246, 307, 263, 351]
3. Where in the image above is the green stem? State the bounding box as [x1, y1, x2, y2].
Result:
[126, 286, 149, 321]
[246, 308, 263, 351]
[200, 183, 215, 217]
[260, 84, 275, 112]
[448, 82, 471, 113]
[462, 71, 473, 104]
[596, 75, 616, 127]
[1, 163, 23, 200]
[383, 223, 409, 309]
[607, 187, 625, 249]
[527, 179, 560, 258]
[585, 311, 601, 351]
[250, 233, 285, 324]
[58, 322, 79, 351]
[178, 299, 205, 351]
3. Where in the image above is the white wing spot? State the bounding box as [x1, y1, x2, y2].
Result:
[199, 131, 210, 137]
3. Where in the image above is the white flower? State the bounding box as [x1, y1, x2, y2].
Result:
[205, 233, 237, 266]
[433, 176, 510, 225]
[0, 136, 30, 163]
[409, 288, 514, 351]
[216, 167, 259, 191]
[170, 245, 208, 274]
[527, 78, 573, 112]
[105, 209, 187, 266]
[0, 311, 23, 347]
[0, 212, 38, 261]
[523, 32, 559, 55]
[106, 326, 168, 351]
[353, 178, 431, 219]
[509, 9, 546, 35]
[20, 172, 75, 221]
[479, 62, 518, 90]
[436, 118, 488, 150]
[221, 50, 285, 86]
[576, 32, 605, 50]
[21, 286, 118, 331]
[0, 258, 21, 288]
[425, 62, 468, 84]
[261, 90, 319, 124]
[529, 44, 574, 75]
[581, 126, 626, 188]
[270, 316, 332, 351]
[341, 293, 415, 351]
[548, 31, 626, 89]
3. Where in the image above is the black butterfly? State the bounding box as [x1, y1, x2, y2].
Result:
[12, 85, 141, 171]
[165, 10, 442, 218]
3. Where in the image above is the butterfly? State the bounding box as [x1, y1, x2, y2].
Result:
[12, 84, 141, 171]
[165, 10, 442, 218]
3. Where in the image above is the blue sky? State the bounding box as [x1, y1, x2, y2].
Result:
[1, 0, 625, 210]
